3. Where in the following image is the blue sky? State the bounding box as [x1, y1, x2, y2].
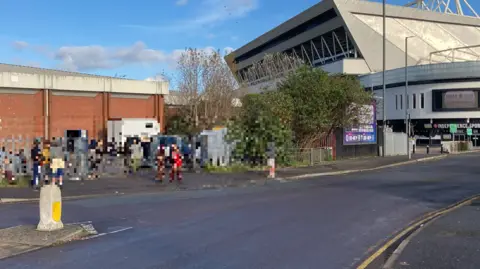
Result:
[1, 0, 479, 81]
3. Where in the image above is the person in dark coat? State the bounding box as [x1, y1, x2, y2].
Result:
[31, 141, 42, 189]
[156, 145, 165, 182]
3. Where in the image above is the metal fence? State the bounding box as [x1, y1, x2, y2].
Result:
[0, 136, 38, 179]
[287, 148, 334, 166]
[0, 136, 123, 181]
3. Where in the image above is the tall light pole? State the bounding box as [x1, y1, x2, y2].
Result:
[382, 0, 387, 157]
[405, 36, 415, 160]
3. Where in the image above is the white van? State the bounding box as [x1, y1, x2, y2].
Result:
[107, 118, 160, 147]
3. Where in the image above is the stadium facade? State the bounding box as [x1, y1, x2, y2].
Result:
[226, 0, 480, 144]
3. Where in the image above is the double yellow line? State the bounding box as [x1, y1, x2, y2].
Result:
[357, 194, 480, 269]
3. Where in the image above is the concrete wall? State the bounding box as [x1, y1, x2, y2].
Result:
[384, 132, 408, 156]
[321, 59, 371, 75]
[0, 72, 168, 95]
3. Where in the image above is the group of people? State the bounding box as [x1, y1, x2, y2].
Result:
[155, 143, 183, 183]
[1, 136, 189, 187]
[0, 147, 27, 184]
[88, 139, 105, 179]
[0, 141, 65, 189]
[30, 139, 65, 190]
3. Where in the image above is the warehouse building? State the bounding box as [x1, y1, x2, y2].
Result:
[0, 64, 168, 141]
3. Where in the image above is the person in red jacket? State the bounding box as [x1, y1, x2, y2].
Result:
[169, 144, 182, 183]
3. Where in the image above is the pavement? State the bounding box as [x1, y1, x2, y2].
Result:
[0, 170, 268, 202]
[274, 153, 443, 179]
[0, 152, 479, 268]
[0, 153, 444, 202]
[390, 198, 480, 269]
[0, 224, 92, 260]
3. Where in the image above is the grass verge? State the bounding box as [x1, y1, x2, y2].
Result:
[0, 176, 31, 188]
[204, 163, 250, 173]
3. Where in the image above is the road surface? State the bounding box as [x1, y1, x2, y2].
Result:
[1, 153, 479, 269]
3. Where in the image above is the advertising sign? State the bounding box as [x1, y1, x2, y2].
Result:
[432, 89, 480, 112]
[343, 103, 377, 145]
[435, 123, 480, 129]
[449, 124, 457, 134]
[443, 91, 478, 109]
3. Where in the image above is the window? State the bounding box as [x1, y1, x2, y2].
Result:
[400, 95, 403, 110]
[421, 93, 425, 109]
[406, 94, 409, 109]
[413, 94, 417, 109]
[145, 123, 153, 128]
[395, 95, 398, 110]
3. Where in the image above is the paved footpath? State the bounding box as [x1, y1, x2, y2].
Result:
[0, 154, 440, 202]
[0, 153, 478, 269]
[392, 198, 480, 269]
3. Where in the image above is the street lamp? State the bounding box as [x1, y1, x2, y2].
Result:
[382, 0, 387, 157]
[405, 36, 415, 160]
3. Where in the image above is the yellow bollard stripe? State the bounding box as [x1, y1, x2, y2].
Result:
[52, 201, 62, 222]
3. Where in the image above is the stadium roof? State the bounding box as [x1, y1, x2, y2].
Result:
[226, 0, 480, 78]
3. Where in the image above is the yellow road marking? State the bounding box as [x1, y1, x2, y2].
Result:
[356, 194, 479, 269]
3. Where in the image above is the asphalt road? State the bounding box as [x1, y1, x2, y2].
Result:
[1, 153, 480, 269]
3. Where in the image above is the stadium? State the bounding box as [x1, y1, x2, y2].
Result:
[226, 0, 480, 145]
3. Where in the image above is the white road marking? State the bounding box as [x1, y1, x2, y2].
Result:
[67, 220, 92, 225]
[82, 227, 133, 240]
[108, 227, 133, 234]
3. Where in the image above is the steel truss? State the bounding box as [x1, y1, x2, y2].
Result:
[238, 27, 360, 86]
[405, 0, 479, 17]
[429, 44, 480, 63]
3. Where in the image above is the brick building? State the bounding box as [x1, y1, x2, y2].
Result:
[0, 64, 169, 141]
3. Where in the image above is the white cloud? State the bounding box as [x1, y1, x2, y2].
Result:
[53, 41, 171, 71]
[12, 41, 29, 50]
[224, 47, 235, 54]
[145, 73, 170, 82]
[20, 41, 236, 72]
[124, 0, 258, 32]
[176, 0, 188, 6]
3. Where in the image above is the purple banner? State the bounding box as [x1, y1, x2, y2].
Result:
[343, 103, 377, 145]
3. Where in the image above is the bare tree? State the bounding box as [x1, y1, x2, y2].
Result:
[176, 48, 238, 133]
[177, 48, 203, 130]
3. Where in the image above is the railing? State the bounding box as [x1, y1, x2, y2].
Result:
[0, 135, 127, 180]
[286, 147, 334, 166]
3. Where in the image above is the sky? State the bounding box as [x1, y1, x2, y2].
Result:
[1, 0, 479, 81]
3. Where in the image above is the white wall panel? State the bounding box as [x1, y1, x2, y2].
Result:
[353, 14, 480, 64]
[374, 81, 480, 121]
